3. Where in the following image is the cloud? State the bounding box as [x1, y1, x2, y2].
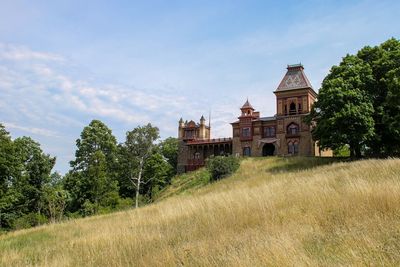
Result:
[3, 122, 60, 138]
[0, 43, 64, 62]
[0, 43, 200, 173]
[0, 43, 190, 127]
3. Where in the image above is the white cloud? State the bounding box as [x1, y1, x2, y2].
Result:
[0, 43, 64, 62]
[3, 122, 60, 138]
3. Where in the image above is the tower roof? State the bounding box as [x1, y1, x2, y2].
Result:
[276, 64, 313, 92]
[241, 98, 254, 110]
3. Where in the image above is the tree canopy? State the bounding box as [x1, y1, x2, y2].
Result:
[306, 38, 400, 157]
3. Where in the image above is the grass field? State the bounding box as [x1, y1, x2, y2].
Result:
[1, 157, 400, 266]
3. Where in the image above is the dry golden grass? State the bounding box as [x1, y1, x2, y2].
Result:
[1, 157, 400, 266]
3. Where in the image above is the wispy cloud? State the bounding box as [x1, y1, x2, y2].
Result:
[3, 122, 60, 138]
[0, 43, 64, 62]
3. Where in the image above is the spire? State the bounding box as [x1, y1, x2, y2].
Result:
[241, 98, 254, 110]
[200, 115, 205, 125]
[276, 63, 313, 92]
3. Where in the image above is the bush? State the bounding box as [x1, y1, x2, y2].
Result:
[206, 155, 240, 181]
[13, 213, 48, 230]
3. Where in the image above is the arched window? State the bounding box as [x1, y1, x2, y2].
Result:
[289, 102, 296, 114]
[243, 147, 251, 156]
[287, 123, 299, 135]
[242, 127, 251, 137]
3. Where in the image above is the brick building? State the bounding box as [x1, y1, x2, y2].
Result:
[177, 64, 331, 173]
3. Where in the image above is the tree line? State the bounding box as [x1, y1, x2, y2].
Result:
[0, 120, 178, 231]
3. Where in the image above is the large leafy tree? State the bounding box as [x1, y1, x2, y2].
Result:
[65, 120, 119, 214]
[357, 38, 400, 155]
[384, 68, 400, 154]
[0, 124, 17, 229]
[0, 124, 15, 197]
[120, 123, 159, 208]
[307, 38, 400, 157]
[306, 55, 374, 157]
[13, 137, 56, 216]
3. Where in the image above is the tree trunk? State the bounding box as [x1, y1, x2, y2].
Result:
[135, 158, 144, 209]
[355, 146, 362, 158]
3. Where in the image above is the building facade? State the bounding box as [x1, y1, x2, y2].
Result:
[177, 64, 331, 173]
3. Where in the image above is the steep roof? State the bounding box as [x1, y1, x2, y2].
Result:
[276, 64, 313, 92]
[241, 98, 254, 110]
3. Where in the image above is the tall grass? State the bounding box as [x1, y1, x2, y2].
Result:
[1, 157, 400, 266]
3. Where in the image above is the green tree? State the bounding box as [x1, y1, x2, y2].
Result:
[42, 184, 69, 223]
[307, 38, 400, 157]
[0, 124, 17, 229]
[13, 137, 56, 216]
[0, 124, 15, 196]
[159, 137, 179, 173]
[306, 55, 375, 157]
[206, 155, 240, 181]
[383, 68, 400, 154]
[65, 120, 119, 214]
[354, 38, 400, 156]
[143, 153, 174, 199]
[121, 123, 159, 208]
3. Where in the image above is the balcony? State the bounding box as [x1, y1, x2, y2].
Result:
[240, 135, 253, 141]
[286, 131, 300, 138]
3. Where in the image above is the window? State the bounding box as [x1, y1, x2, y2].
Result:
[264, 126, 276, 137]
[298, 103, 302, 112]
[194, 152, 200, 159]
[185, 130, 193, 138]
[288, 141, 299, 155]
[288, 142, 294, 154]
[287, 123, 299, 135]
[243, 147, 251, 156]
[242, 127, 251, 137]
[289, 102, 296, 114]
[294, 143, 299, 154]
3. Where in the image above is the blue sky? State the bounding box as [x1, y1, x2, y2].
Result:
[0, 0, 399, 174]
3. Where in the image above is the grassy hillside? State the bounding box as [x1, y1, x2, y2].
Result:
[1, 157, 400, 266]
[154, 168, 211, 201]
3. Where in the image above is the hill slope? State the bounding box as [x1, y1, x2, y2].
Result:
[1, 157, 400, 266]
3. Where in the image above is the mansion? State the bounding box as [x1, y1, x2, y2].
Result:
[177, 64, 332, 173]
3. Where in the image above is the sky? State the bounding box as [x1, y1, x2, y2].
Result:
[0, 0, 399, 174]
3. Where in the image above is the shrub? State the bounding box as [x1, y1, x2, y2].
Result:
[13, 213, 48, 230]
[206, 155, 240, 181]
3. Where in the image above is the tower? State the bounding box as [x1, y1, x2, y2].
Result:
[199, 115, 206, 139]
[274, 64, 318, 156]
[274, 64, 317, 116]
[178, 118, 185, 139]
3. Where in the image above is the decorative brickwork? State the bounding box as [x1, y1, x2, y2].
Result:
[177, 64, 332, 173]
